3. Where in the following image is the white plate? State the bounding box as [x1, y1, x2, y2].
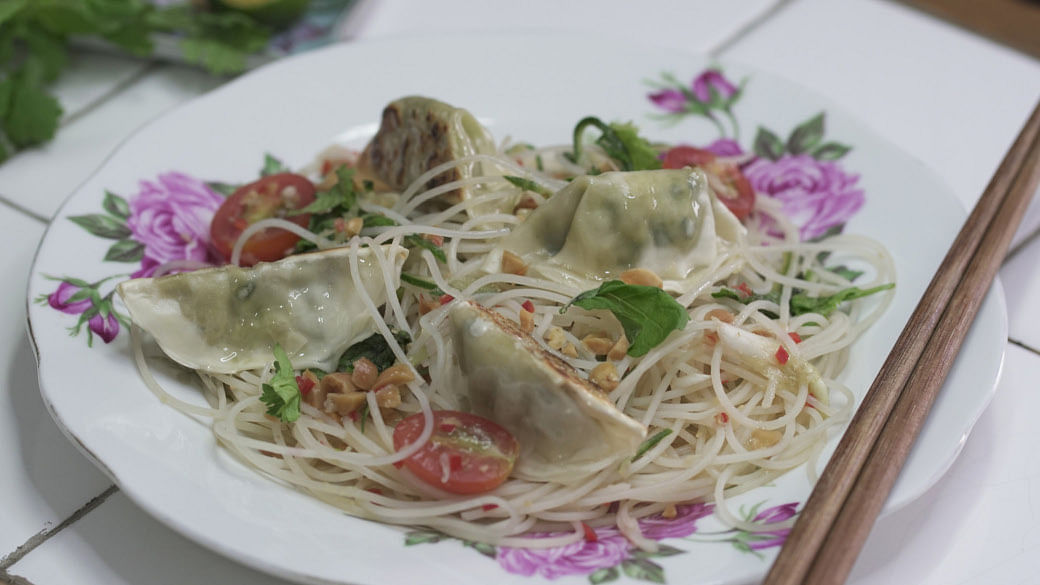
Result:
[27, 33, 1006, 585]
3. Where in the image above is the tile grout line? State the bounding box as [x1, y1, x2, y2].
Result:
[707, 0, 796, 57]
[0, 485, 118, 572]
[0, 197, 50, 225]
[59, 60, 163, 128]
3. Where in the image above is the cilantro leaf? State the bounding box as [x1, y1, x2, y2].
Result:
[563, 280, 688, 357]
[503, 175, 553, 197]
[569, 116, 662, 172]
[292, 166, 357, 215]
[260, 345, 301, 423]
[338, 330, 412, 373]
[404, 234, 447, 263]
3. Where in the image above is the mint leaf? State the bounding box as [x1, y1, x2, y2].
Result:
[564, 280, 689, 357]
[338, 330, 412, 373]
[260, 345, 301, 423]
[789, 284, 894, 317]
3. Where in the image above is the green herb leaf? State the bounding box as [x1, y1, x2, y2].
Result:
[337, 330, 412, 373]
[503, 175, 553, 197]
[753, 126, 784, 161]
[632, 429, 672, 461]
[569, 116, 662, 172]
[294, 167, 358, 215]
[260, 153, 289, 176]
[789, 284, 894, 317]
[362, 214, 398, 227]
[259, 345, 301, 423]
[786, 112, 824, 155]
[400, 273, 444, 295]
[563, 281, 689, 357]
[404, 234, 447, 263]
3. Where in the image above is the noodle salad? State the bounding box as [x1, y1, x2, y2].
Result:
[42, 90, 894, 576]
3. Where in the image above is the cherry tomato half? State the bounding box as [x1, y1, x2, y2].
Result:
[661, 145, 755, 221]
[393, 410, 519, 495]
[210, 173, 317, 266]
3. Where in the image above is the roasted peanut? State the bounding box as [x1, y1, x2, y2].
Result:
[374, 363, 415, 388]
[608, 336, 629, 361]
[319, 372, 356, 395]
[502, 250, 528, 276]
[351, 357, 378, 390]
[561, 343, 578, 358]
[374, 385, 401, 409]
[545, 326, 567, 350]
[590, 362, 620, 391]
[582, 334, 614, 356]
[324, 392, 367, 416]
[518, 309, 535, 333]
[619, 268, 663, 288]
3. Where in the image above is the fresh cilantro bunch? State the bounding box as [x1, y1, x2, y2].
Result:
[0, 0, 274, 162]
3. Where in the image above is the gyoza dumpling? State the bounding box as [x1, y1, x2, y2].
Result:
[359, 96, 516, 216]
[449, 301, 646, 480]
[494, 168, 745, 290]
[117, 245, 408, 374]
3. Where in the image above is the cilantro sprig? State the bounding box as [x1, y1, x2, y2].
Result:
[568, 116, 662, 172]
[562, 280, 689, 357]
[0, 1, 274, 163]
[260, 345, 301, 423]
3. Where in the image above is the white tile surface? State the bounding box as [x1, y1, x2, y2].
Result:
[7, 491, 291, 585]
[721, 0, 1040, 213]
[0, 206, 112, 556]
[0, 64, 223, 221]
[51, 52, 151, 122]
[342, 0, 782, 54]
[1002, 234, 1040, 350]
[849, 343, 1040, 585]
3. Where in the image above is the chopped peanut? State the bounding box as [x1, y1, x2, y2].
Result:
[747, 428, 783, 450]
[608, 336, 629, 361]
[325, 391, 367, 416]
[374, 363, 415, 388]
[661, 504, 678, 519]
[561, 342, 578, 358]
[518, 309, 535, 333]
[344, 217, 364, 238]
[545, 326, 567, 350]
[319, 372, 355, 395]
[582, 334, 614, 356]
[590, 362, 620, 391]
[502, 250, 528, 276]
[619, 268, 663, 288]
[374, 385, 401, 409]
[516, 195, 539, 209]
[704, 308, 735, 324]
[351, 357, 378, 390]
[418, 295, 439, 315]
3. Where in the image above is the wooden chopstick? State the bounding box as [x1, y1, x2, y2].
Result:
[764, 97, 1040, 585]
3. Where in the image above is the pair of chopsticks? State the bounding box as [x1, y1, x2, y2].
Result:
[765, 97, 1040, 585]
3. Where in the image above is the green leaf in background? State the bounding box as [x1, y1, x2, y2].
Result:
[104, 239, 144, 263]
[178, 36, 248, 75]
[68, 213, 132, 239]
[786, 112, 824, 155]
[2, 80, 62, 147]
[102, 191, 131, 219]
[812, 141, 852, 160]
[564, 280, 689, 357]
[753, 126, 784, 161]
[260, 152, 289, 176]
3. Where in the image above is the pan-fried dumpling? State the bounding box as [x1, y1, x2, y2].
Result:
[360, 96, 516, 216]
[449, 301, 646, 480]
[117, 245, 408, 374]
[492, 168, 745, 290]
